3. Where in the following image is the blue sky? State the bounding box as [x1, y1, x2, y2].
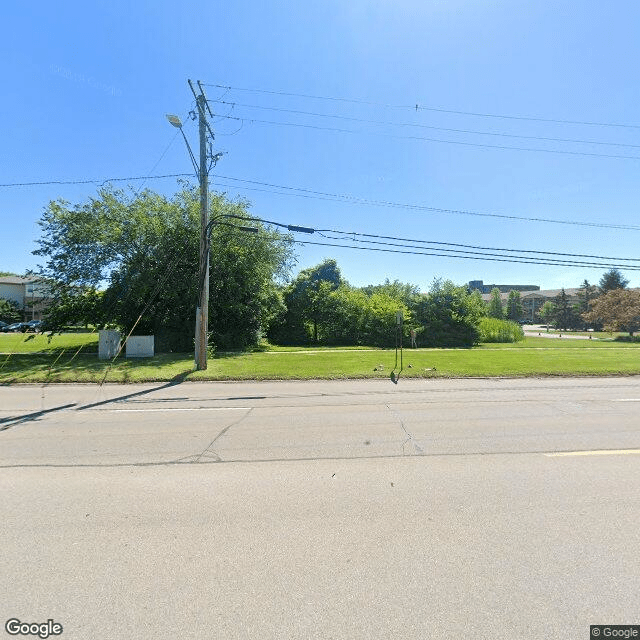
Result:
[2, 0, 640, 292]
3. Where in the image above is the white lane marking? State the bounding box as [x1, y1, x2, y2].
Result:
[545, 449, 640, 457]
[103, 407, 250, 413]
[612, 399, 640, 402]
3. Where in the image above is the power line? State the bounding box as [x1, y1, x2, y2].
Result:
[0, 174, 192, 188]
[212, 113, 640, 161]
[210, 99, 640, 150]
[203, 82, 640, 131]
[5, 169, 638, 233]
[226, 214, 640, 270]
[212, 175, 640, 232]
[316, 233, 631, 269]
[290, 238, 640, 271]
[314, 231, 640, 263]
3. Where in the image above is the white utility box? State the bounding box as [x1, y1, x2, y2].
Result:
[98, 330, 121, 360]
[125, 335, 155, 358]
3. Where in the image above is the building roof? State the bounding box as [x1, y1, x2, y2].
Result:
[0, 276, 42, 285]
[481, 288, 581, 302]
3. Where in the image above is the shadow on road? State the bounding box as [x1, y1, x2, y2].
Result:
[76, 372, 191, 411]
[0, 403, 77, 431]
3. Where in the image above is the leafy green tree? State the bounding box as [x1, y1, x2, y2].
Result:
[539, 301, 556, 329]
[553, 288, 581, 330]
[319, 286, 365, 345]
[583, 289, 640, 336]
[414, 279, 484, 347]
[506, 290, 523, 321]
[487, 288, 504, 319]
[577, 279, 600, 329]
[599, 268, 629, 293]
[0, 298, 22, 323]
[270, 269, 415, 347]
[33, 186, 294, 351]
[277, 259, 343, 343]
[361, 279, 421, 306]
[43, 288, 105, 329]
[359, 291, 411, 347]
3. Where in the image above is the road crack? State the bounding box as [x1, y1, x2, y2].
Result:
[385, 403, 424, 456]
[192, 407, 254, 463]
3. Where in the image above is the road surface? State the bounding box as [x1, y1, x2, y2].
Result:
[1, 378, 639, 639]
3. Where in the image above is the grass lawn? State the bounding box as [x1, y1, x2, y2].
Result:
[1, 332, 639, 383]
[0, 331, 99, 354]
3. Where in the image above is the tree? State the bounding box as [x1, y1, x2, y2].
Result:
[414, 279, 484, 347]
[576, 279, 599, 329]
[321, 286, 411, 347]
[583, 289, 640, 336]
[278, 259, 344, 343]
[506, 290, 523, 321]
[0, 298, 21, 323]
[553, 288, 581, 330]
[487, 288, 504, 319]
[539, 301, 556, 329]
[33, 186, 295, 351]
[599, 268, 629, 293]
[361, 279, 421, 306]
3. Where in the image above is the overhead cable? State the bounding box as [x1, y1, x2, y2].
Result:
[290, 239, 640, 271]
[224, 214, 640, 270]
[0, 174, 192, 188]
[210, 99, 640, 150]
[212, 113, 640, 161]
[202, 82, 640, 130]
[212, 175, 640, 231]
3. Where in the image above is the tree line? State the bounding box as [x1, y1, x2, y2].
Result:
[26, 187, 639, 349]
[484, 269, 640, 336]
[267, 259, 489, 347]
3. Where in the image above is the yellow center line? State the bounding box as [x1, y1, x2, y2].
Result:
[545, 449, 640, 457]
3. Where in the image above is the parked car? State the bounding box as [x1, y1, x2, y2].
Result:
[25, 320, 43, 332]
[5, 322, 28, 332]
[0, 320, 9, 332]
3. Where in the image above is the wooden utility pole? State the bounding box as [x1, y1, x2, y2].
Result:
[195, 92, 209, 370]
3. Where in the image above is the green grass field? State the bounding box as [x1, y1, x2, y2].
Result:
[0, 331, 99, 354]
[1, 331, 639, 383]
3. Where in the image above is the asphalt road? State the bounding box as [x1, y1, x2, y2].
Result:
[2, 378, 640, 639]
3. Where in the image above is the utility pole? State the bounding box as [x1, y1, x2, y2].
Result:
[171, 81, 221, 370]
[195, 91, 209, 370]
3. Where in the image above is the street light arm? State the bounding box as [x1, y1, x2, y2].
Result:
[179, 127, 200, 177]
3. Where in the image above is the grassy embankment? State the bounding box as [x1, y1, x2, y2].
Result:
[1, 331, 639, 383]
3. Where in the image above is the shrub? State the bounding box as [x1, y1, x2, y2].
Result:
[478, 317, 524, 343]
[614, 335, 640, 343]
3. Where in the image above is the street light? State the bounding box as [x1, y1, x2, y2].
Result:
[166, 114, 199, 177]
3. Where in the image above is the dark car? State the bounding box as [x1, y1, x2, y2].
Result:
[0, 320, 8, 332]
[6, 322, 28, 332]
[25, 320, 43, 332]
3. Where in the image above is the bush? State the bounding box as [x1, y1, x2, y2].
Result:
[478, 317, 524, 343]
[614, 335, 640, 343]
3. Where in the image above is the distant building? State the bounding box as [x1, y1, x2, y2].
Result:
[0, 276, 52, 320]
[469, 280, 540, 294]
[480, 287, 581, 322]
